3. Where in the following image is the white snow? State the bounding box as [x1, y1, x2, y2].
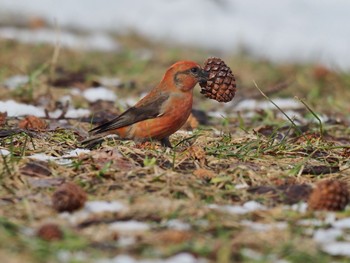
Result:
[29, 153, 58, 162]
[332, 218, 350, 229]
[97, 253, 207, 263]
[0, 99, 90, 118]
[63, 148, 90, 158]
[241, 220, 287, 232]
[109, 221, 150, 233]
[57, 251, 88, 263]
[2, 0, 349, 69]
[235, 184, 249, 189]
[0, 27, 119, 52]
[313, 228, 343, 244]
[49, 108, 90, 118]
[165, 219, 191, 231]
[117, 236, 136, 247]
[60, 200, 128, 225]
[0, 149, 11, 156]
[235, 98, 302, 111]
[98, 77, 122, 87]
[3, 75, 29, 90]
[290, 202, 308, 213]
[82, 87, 117, 102]
[321, 242, 350, 257]
[28, 148, 90, 165]
[84, 201, 126, 214]
[209, 201, 266, 215]
[0, 100, 45, 117]
[310, 217, 350, 257]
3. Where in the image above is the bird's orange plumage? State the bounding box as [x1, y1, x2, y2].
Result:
[84, 61, 208, 148]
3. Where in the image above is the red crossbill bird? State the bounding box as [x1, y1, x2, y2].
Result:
[82, 61, 208, 148]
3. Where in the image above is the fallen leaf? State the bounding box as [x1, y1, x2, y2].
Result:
[18, 115, 48, 131]
[193, 168, 215, 180]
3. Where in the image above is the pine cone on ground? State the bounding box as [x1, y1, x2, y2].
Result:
[308, 179, 349, 211]
[52, 182, 87, 213]
[37, 223, 63, 241]
[199, 57, 236, 103]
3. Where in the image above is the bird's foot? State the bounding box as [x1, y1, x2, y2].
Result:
[160, 137, 173, 148]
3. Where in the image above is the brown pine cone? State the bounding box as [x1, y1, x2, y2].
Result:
[308, 180, 349, 211]
[37, 223, 63, 241]
[52, 182, 87, 213]
[199, 57, 236, 103]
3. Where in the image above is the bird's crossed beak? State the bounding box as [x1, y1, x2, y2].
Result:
[198, 69, 209, 84]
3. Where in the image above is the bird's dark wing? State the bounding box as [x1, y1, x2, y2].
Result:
[89, 93, 169, 135]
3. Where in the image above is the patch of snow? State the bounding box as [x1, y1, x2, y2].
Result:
[29, 153, 58, 162]
[63, 148, 90, 158]
[276, 110, 304, 122]
[57, 251, 88, 263]
[0, 99, 89, 118]
[58, 95, 72, 104]
[49, 107, 90, 118]
[70, 88, 81, 96]
[98, 77, 122, 87]
[97, 253, 207, 263]
[332, 218, 350, 229]
[109, 221, 150, 233]
[241, 220, 287, 232]
[117, 236, 136, 247]
[3, 75, 29, 89]
[0, 100, 45, 117]
[321, 242, 350, 257]
[28, 148, 90, 165]
[209, 201, 266, 215]
[165, 219, 191, 231]
[235, 183, 249, 189]
[235, 98, 302, 111]
[60, 201, 127, 225]
[313, 228, 343, 244]
[290, 202, 308, 213]
[82, 87, 117, 102]
[243, 200, 266, 212]
[0, 149, 11, 156]
[1, 1, 350, 69]
[207, 111, 226, 119]
[0, 27, 119, 52]
[84, 201, 126, 214]
[241, 248, 262, 260]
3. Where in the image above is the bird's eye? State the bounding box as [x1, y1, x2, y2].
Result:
[190, 67, 199, 74]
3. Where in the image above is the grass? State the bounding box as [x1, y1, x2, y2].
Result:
[1, 33, 350, 262]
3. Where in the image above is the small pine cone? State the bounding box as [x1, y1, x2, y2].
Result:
[37, 223, 63, 241]
[308, 180, 349, 211]
[52, 182, 87, 213]
[199, 57, 236, 103]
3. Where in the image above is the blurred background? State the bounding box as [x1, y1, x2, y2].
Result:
[1, 0, 350, 121]
[0, 0, 349, 70]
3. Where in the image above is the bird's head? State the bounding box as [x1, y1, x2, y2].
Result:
[165, 61, 209, 92]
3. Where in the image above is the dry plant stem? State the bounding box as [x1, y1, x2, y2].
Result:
[253, 81, 303, 136]
[49, 19, 62, 83]
[295, 96, 324, 137]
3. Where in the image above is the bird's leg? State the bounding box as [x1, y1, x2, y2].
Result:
[160, 137, 172, 148]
